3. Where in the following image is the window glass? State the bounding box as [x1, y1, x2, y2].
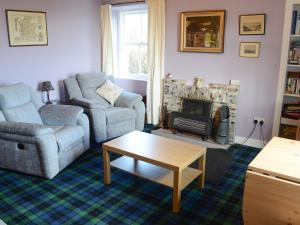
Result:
[117, 9, 148, 80]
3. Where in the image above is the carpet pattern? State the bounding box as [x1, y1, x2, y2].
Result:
[0, 144, 260, 225]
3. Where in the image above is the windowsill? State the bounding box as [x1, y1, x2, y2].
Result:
[117, 75, 148, 82]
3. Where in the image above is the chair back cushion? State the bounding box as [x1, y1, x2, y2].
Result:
[105, 107, 136, 125]
[4, 102, 43, 124]
[0, 111, 6, 121]
[64, 77, 84, 100]
[76, 73, 110, 106]
[0, 83, 43, 124]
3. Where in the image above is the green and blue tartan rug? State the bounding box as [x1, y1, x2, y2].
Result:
[0, 143, 259, 225]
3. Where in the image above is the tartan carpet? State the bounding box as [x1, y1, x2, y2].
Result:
[0, 144, 260, 225]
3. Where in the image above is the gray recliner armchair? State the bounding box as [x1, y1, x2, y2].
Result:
[0, 83, 90, 179]
[64, 72, 145, 143]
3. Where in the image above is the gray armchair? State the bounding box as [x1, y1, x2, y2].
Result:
[0, 83, 90, 179]
[64, 72, 145, 143]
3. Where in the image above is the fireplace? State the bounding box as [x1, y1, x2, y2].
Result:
[162, 78, 239, 144]
[171, 99, 213, 140]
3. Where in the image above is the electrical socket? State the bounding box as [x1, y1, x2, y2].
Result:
[253, 117, 265, 124]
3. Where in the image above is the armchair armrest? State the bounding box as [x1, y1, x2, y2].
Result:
[39, 104, 83, 126]
[0, 121, 53, 136]
[70, 97, 106, 109]
[114, 91, 143, 108]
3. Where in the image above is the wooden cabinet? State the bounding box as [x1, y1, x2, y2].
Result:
[243, 137, 300, 225]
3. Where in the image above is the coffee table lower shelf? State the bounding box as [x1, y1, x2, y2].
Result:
[111, 156, 202, 189]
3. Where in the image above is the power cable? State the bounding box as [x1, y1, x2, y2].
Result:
[242, 122, 258, 145]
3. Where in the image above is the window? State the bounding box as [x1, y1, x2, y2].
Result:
[116, 9, 148, 80]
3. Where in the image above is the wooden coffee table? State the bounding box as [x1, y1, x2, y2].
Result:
[102, 131, 206, 213]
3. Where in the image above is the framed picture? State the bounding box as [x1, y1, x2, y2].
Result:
[240, 42, 261, 58]
[6, 10, 48, 47]
[239, 14, 266, 35]
[180, 10, 226, 53]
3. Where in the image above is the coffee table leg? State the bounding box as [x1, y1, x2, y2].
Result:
[103, 147, 111, 185]
[172, 170, 182, 213]
[198, 154, 206, 189]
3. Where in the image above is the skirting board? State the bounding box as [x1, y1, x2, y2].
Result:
[234, 136, 264, 149]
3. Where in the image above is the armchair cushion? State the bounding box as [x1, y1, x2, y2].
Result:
[51, 125, 84, 152]
[0, 121, 53, 136]
[114, 91, 143, 108]
[3, 102, 43, 125]
[39, 104, 83, 126]
[0, 83, 31, 109]
[70, 97, 106, 109]
[96, 80, 122, 105]
[0, 83, 44, 125]
[105, 107, 136, 125]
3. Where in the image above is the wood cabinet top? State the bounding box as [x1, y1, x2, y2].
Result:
[249, 137, 300, 183]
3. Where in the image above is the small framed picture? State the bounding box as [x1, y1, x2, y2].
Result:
[240, 42, 261, 58]
[6, 9, 48, 47]
[239, 14, 266, 35]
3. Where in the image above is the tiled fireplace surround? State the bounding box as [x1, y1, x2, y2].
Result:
[162, 79, 240, 144]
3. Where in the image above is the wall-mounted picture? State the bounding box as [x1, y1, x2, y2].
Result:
[239, 14, 266, 35]
[180, 10, 226, 53]
[240, 42, 261, 58]
[6, 10, 48, 47]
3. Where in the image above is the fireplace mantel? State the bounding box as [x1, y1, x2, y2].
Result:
[162, 78, 240, 144]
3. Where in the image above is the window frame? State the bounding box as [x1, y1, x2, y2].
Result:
[117, 9, 148, 81]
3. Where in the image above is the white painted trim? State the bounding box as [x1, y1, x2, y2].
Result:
[235, 136, 265, 149]
[272, 0, 300, 137]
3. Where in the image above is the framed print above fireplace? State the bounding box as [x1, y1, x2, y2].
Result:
[239, 14, 266, 35]
[6, 10, 48, 47]
[180, 10, 226, 53]
[240, 42, 261, 58]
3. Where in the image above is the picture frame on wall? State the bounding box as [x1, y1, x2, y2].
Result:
[6, 10, 48, 47]
[239, 14, 266, 35]
[240, 42, 261, 58]
[180, 10, 226, 53]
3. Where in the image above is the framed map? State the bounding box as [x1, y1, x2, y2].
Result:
[6, 10, 48, 47]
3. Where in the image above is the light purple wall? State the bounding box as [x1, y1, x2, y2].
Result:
[105, 0, 285, 140]
[0, 0, 101, 102]
[164, 0, 285, 140]
[115, 79, 147, 95]
[0, 0, 285, 140]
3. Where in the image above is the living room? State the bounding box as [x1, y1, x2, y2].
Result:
[0, 0, 299, 224]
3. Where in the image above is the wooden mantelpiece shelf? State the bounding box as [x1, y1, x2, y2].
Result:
[111, 156, 202, 189]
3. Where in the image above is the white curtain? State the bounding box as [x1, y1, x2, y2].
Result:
[100, 4, 114, 75]
[147, 0, 165, 125]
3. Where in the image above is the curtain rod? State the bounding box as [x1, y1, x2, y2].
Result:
[110, 1, 145, 6]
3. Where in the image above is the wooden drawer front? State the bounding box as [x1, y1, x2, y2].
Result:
[243, 171, 300, 225]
